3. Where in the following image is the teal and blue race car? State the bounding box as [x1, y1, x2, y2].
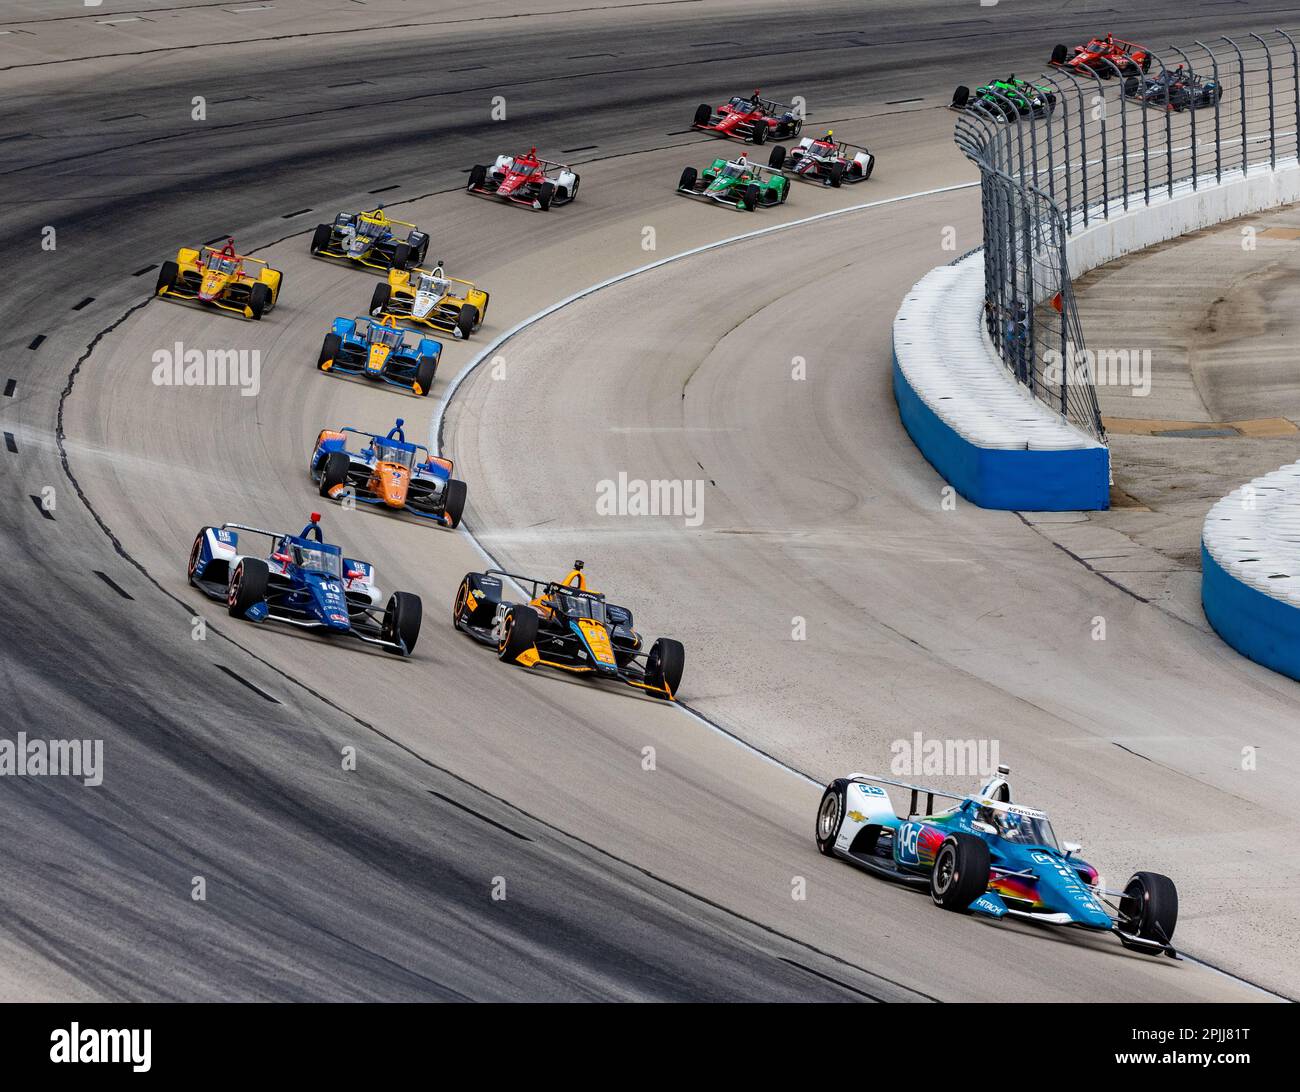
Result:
[187, 513, 422, 656]
[316, 314, 442, 397]
[677, 153, 789, 210]
[815, 765, 1179, 956]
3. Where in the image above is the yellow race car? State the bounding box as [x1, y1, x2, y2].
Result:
[155, 238, 283, 320]
[369, 263, 489, 340]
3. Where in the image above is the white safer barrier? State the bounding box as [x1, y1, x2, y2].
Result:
[1202, 463, 1300, 682]
[892, 253, 1110, 511]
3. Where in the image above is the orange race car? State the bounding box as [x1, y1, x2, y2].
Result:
[155, 238, 283, 319]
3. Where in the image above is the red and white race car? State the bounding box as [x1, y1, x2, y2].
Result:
[466, 148, 580, 210]
[768, 130, 874, 186]
[1051, 33, 1151, 78]
[691, 90, 802, 145]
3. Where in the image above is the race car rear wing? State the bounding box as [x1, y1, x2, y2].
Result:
[847, 772, 967, 818]
[483, 567, 604, 603]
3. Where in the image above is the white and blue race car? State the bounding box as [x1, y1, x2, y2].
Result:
[816, 765, 1180, 957]
[187, 513, 422, 655]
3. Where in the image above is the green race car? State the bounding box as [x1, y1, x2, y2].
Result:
[951, 76, 1057, 120]
[676, 153, 789, 210]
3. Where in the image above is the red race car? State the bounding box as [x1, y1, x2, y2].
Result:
[466, 148, 580, 211]
[1051, 33, 1151, 78]
[691, 90, 802, 145]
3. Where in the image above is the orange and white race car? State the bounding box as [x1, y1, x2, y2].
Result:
[155, 238, 283, 319]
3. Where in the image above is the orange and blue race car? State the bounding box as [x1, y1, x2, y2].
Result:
[453, 561, 685, 699]
[155, 238, 283, 319]
[316, 314, 442, 397]
[309, 418, 468, 528]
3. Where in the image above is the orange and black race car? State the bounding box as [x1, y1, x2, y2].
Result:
[453, 561, 685, 699]
[155, 238, 283, 319]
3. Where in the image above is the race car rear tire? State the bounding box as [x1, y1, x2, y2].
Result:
[644, 637, 684, 698]
[318, 333, 341, 370]
[678, 166, 697, 192]
[537, 182, 556, 211]
[498, 605, 539, 663]
[468, 164, 487, 190]
[1050, 43, 1067, 65]
[382, 591, 422, 656]
[741, 183, 760, 212]
[369, 283, 391, 316]
[155, 260, 179, 296]
[815, 779, 849, 856]
[567, 174, 580, 202]
[930, 834, 990, 912]
[318, 450, 350, 498]
[750, 121, 767, 145]
[310, 223, 331, 255]
[414, 355, 438, 397]
[248, 282, 271, 320]
[829, 162, 845, 188]
[768, 145, 787, 170]
[1119, 871, 1178, 953]
[442, 478, 467, 528]
[226, 558, 268, 618]
[952, 85, 970, 109]
[454, 304, 478, 340]
[391, 242, 412, 270]
[693, 103, 712, 127]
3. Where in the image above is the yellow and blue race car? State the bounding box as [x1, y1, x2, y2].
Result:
[309, 207, 429, 271]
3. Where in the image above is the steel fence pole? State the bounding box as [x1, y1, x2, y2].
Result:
[1250, 32, 1278, 168]
[1096, 58, 1130, 208]
[1193, 40, 1224, 183]
[1276, 29, 1300, 162]
[1058, 69, 1090, 225]
[1039, 74, 1070, 206]
[1168, 45, 1200, 186]
[1222, 36, 1248, 174]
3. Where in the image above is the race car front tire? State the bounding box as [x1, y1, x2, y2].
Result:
[829, 162, 845, 188]
[390, 242, 412, 270]
[318, 333, 341, 370]
[1119, 871, 1178, 953]
[369, 283, 391, 316]
[310, 223, 331, 255]
[930, 834, 991, 912]
[815, 779, 849, 856]
[498, 605, 539, 663]
[1050, 43, 1068, 65]
[248, 282, 271, 320]
[952, 85, 971, 109]
[645, 637, 684, 698]
[318, 450, 350, 498]
[768, 145, 786, 170]
[414, 355, 438, 397]
[155, 260, 179, 296]
[693, 103, 712, 127]
[382, 591, 422, 655]
[454, 304, 478, 340]
[537, 182, 556, 211]
[187, 527, 213, 584]
[468, 164, 487, 191]
[678, 166, 697, 192]
[442, 478, 467, 528]
[750, 121, 767, 145]
[226, 558, 269, 618]
[741, 183, 760, 212]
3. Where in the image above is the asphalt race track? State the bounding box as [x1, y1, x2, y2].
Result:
[1, 0, 1294, 1001]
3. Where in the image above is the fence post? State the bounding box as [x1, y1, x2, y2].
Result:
[1096, 57, 1130, 208]
[1222, 36, 1248, 174]
[1193, 40, 1224, 184]
[1250, 32, 1278, 169]
[1168, 45, 1200, 186]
